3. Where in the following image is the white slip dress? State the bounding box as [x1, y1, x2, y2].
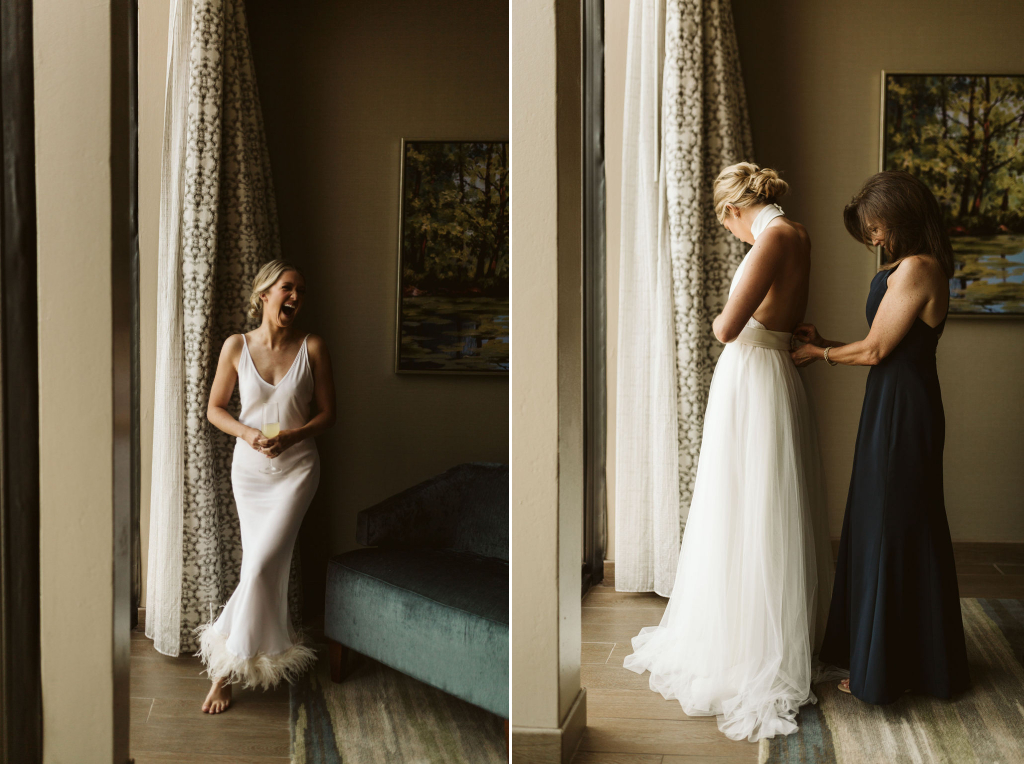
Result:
[197, 333, 321, 689]
[623, 205, 834, 742]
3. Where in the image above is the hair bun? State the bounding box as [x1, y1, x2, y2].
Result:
[712, 162, 791, 223]
[748, 168, 789, 203]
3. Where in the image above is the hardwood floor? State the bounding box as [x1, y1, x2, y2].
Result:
[130, 611, 290, 764]
[575, 565, 757, 764]
[573, 544, 1024, 764]
[128, 542, 1024, 764]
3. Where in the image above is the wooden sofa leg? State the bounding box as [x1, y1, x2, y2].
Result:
[328, 638, 348, 683]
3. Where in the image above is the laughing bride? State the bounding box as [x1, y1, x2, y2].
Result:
[198, 260, 336, 714]
[623, 163, 834, 742]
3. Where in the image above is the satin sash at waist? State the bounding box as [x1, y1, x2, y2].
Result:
[735, 326, 792, 351]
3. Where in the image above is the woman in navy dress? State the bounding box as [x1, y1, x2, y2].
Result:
[790, 171, 970, 704]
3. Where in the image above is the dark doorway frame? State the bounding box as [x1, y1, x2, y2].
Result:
[581, 0, 607, 595]
[112, 0, 135, 758]
[0, 1, 134, 759]
[128, 0, 141, 633]
[0, 0, 43, 761]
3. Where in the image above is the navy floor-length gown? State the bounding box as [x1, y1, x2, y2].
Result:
[818, 263, 970, 705]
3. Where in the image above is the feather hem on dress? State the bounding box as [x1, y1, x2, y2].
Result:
[195, 622, 317, 690]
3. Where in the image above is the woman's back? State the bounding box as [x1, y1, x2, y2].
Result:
[714, 208, 812, 343]
[750, 218, 811, 333]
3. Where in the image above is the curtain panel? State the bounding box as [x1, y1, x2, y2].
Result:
[146, 0, 299, 655]
[615, 0, 753, 595]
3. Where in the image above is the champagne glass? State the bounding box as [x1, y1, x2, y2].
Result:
[261, 402, 282, 475]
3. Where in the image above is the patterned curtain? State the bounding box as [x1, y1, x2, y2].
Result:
[615, 0, 753, 595]
[147, 0, 299, 655]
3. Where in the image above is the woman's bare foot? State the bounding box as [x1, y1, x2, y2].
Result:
[202, 677, 232, 713]
[837, 678, 911, 697]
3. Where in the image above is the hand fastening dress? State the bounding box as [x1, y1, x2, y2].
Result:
[623, 205, 835, 742]
[197, 334, 320, 689]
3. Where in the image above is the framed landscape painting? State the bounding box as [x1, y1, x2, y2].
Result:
[882, 72, 1024, 316]
[395, 140, 509, 372]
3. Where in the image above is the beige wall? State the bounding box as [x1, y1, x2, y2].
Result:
[510, 0, 585, 757]
[605, 0, 1024, 554]
[243, 1, 510, 610]
[732, 0, 1024, 541]
[138, 0, 169, 609]
[36, 0, 130, 759]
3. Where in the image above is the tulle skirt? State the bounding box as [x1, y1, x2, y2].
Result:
[623, 332, 833, 742]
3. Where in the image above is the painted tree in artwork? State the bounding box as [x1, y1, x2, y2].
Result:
[884, 75, 1024, 313]
[885, 75, 1024, 233]
[401, 142, 509, 296]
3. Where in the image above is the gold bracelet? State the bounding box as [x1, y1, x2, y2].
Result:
[823, 346, 837, 366]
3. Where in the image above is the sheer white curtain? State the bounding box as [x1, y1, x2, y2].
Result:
[615, 0, 753, 595]
[615, 0, 680, 596]
[147, 0, 292, 656]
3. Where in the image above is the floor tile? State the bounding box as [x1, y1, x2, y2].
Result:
[608, 643, 635, 666]
[954, 563, 1002, 575]
[131, 715, 290, 757]
[583, 590, 668, 608]
[583, 623, 659, 645]
[954, 543, 1024, 566]
[587, 689, 714, 723]
[130, 697, 154, 724]
[579, 717, 757, 758]
[583, 663, 654, 692]
[582, 643, 616, 664]
[572, 753, 663, 764]
[582, 607, 667, 627]
[132, 754, 289, 764]
[662, 755, 758, 763]
[957, 575, 1024, 598]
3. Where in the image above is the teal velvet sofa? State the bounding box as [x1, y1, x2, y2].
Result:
[325, 463, 509, 719]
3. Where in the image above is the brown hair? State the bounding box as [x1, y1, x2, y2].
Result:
[248, 260, 304, 319]
[713, 162, 789, 223]
[843, 171, 954, 278]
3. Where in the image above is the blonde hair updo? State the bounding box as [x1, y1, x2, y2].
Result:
[248, 259, 304, 320]
[713, 162, 789, 223]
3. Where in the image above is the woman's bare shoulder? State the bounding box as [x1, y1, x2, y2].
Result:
[894, 254, 944, 278]
[216, 334, 245, 374]
[755, 221, 810, 269]
[305, 333, 329, 356]
[221, 334, 245, 354]
[781, 218, 811, 249]
[890, 255, 946, 293]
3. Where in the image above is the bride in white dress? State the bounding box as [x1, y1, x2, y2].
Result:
[624, 163, 833, 742]
[199, 260, 336, 713]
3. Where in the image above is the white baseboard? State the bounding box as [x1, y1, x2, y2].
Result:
[510, 688, 587, 764]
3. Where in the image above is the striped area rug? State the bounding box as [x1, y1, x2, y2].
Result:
[760, 598, 1024, 763]
[290, 646, 506, 763]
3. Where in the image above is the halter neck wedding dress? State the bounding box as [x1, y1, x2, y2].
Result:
[623, 205, 834, 742]
[197, 333, 320, 688]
